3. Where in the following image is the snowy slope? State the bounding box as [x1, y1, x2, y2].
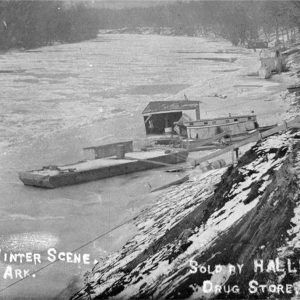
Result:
[71, 131, 300, 299]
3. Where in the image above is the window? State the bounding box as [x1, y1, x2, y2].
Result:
[248, 117, 252, 120]
[226, 119, 230, 123]
[212, 121, 216, 125]
[204, 122, 208, 125]
[234, 118, 238, 122]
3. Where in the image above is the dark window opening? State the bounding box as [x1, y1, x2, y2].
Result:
[144, 112, 183, 135]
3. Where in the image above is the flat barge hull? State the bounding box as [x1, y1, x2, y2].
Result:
[19, 149, 188, 189]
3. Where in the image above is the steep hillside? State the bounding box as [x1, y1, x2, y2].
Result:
[71, 130, 300, 299]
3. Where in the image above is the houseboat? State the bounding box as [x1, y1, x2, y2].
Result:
[142, 100, 261, 150]
[180, 114, 258, 140]
[19, 100, 268, 188]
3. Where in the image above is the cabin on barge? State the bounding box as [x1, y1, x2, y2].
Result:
[142, 100, 258, 142]
[143, 100, 201, 135]
[181, 115, 258, 140]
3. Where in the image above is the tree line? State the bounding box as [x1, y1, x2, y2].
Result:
[0, 1, 99, 50]
[0, 1, 299, 51]
[97, 1, 300, 46]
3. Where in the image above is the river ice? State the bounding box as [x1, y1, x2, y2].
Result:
[0, 33, 290, 297]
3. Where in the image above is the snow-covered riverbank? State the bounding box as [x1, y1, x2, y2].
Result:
[71, 130, 300, 299]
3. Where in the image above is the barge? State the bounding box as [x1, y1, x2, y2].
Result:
[19, 100, 273, 188]
[19, 141, 188, 188]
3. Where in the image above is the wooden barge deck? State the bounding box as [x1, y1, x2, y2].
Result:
[19, 148, 188, 189]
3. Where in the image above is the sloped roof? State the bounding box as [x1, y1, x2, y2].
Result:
[142, 101, 200, 115]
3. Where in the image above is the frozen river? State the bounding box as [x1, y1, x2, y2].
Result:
[0, 34, 288, 298]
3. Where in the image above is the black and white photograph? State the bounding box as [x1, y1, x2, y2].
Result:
[1, 0, 300, 299]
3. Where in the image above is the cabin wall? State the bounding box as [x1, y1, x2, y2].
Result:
[188, 126, 215, 139]
[182, 110, 197, 121]
[184, 116, 256, 127]
[187, 122, 253, 139]
[83, 141, 133, 159]
[244, 120, 256, 130]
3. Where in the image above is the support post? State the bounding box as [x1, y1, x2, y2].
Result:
[234, 147, 239, 160]
[231, 149, 235, 165]
[196, 103, 201, 120]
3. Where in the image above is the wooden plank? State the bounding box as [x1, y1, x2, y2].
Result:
[83, 141, 133, 159]
[125, 155, 174, 167]
[192, 117, 300, 166]
[191, 132, 262, 166]
[183, 131, 228, 150]
[144, 115, 152, 124]
[125, 150, 188, 168]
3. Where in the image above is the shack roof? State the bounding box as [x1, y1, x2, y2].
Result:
[142, 101, 200, 115]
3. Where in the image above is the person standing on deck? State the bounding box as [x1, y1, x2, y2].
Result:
[148, 119, 154, 134]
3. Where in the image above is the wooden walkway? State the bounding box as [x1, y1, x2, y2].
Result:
[145, 116, 300, 193]
[191, 116, 300, 166]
